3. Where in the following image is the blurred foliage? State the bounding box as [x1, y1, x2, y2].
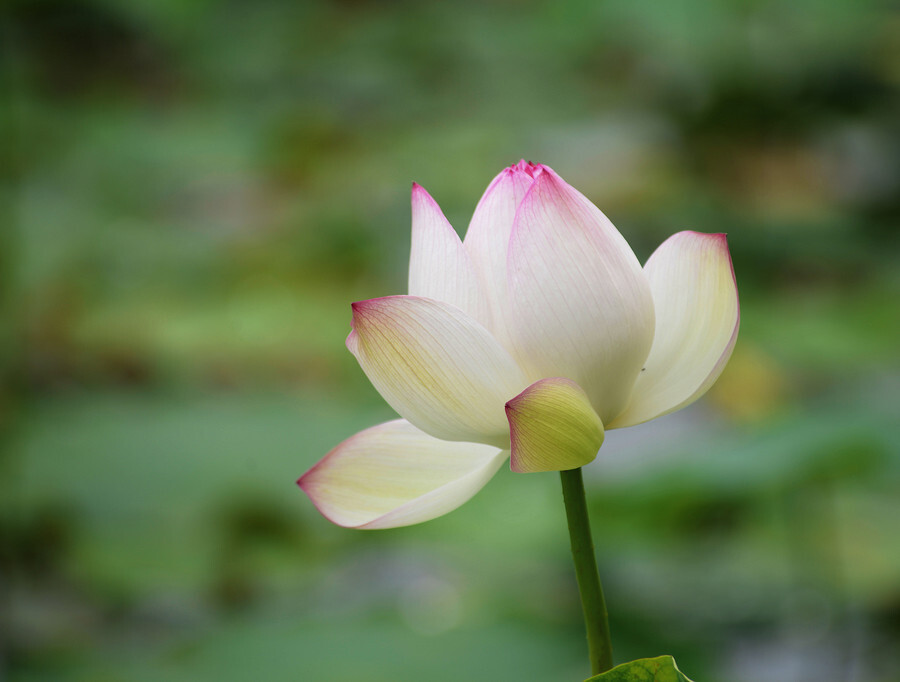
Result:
[1, 0, 899, 681]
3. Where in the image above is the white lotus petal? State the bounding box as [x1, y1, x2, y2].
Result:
[409, 184, 490, 327]
[507, 167, 655, 423]
[506, 378, 605, 473]
[609, 232, 740, 428]
[347, 295, 529, 445]
[463, 161, 537, 342]
[299, 420, 507, 529]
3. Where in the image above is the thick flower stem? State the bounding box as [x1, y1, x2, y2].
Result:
[560, 467, 613, 675]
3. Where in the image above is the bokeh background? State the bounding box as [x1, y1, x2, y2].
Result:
[2, 1, 899, 680]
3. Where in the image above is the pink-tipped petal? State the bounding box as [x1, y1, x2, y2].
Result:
[609, 232, 740, 428]
[409, 184, 490, 327]
[348, 295, 529, 446]
[462, 163, 537, 342]
[506, 377, 605, 473]
[507, 168, 655, 423]
[299, 420, 507, 529]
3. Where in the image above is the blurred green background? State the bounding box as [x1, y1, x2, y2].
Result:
[1, 0, 898, 680]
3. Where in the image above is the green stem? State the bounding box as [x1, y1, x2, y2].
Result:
[560, 467, 613, 675]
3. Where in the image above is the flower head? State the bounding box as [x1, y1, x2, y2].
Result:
[299, 161, 739, 528]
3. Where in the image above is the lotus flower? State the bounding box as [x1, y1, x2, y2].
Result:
[299, 161, 739, 529]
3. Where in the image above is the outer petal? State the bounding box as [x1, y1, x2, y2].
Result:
[507, 168, 655, 424]
[409, 184, 490, 327]
[609, 232, 740, 428]
[347, 295, 529, 446]
[462, 161, 537, 342]
[298, 420, 507, 529]
[506, 378, 605, 473]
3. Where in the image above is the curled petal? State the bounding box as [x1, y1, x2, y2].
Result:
[347, 295, 529, 445]
[507, 168, 655, 423]
[506, 377, 605, 473]
[463, 162, 537, 341]
[299, 420, 507, 529]
[409, 184, 490, 327]
[609, 232, 740, 428]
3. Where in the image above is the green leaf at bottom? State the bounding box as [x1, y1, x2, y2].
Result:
[584, 656, 694, 682]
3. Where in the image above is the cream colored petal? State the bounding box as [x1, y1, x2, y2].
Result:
[299, 420, 507, 529]
[506, 377, 605, 473]
[347, 295, 529, 445]
[609, 231, 740, 428]
[462, 161, 537, 342]
[409, 184, 490, 327]
[507, 168, 655, 423]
